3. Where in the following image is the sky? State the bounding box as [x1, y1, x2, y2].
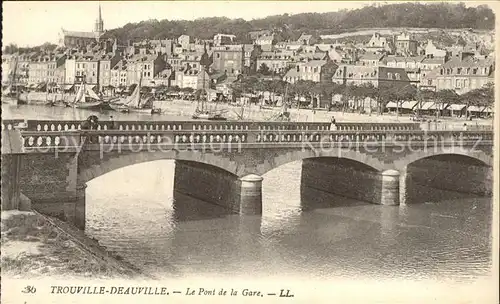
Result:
[2, 1, 497, 47]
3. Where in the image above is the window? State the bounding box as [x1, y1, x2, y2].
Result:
[387, 72, 392, 79]
[427, 80, 432, 86]
[395, 73, 400, 80]
[456, 79, 461, 88]
[472, 68, 477, 75]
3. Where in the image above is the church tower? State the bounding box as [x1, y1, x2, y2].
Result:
[94, 4, 104, 34]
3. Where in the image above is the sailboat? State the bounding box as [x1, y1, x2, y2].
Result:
[192, 94, 228, 120]
[191, 44, 226, 120]
[2, 55, 27, 105]
[111, 76, 161, 114]
[70, 81, 113, 110]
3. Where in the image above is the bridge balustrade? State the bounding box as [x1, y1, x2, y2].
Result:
[20, 119, 422, 133]
[19, 129, 493, 150]
[1, 119, 26, 131]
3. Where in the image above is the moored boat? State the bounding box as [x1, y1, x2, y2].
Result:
[112, 75, 162, 114]
[69, 82, 113, 111]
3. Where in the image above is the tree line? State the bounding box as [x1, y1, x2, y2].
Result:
[229, 76, 494, 117]
[102, 2, 494, 44]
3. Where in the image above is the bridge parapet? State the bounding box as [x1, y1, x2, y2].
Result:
[19, 120, 421, 132]
[19, 129, 493, 152]
[1, 119, 27, 131]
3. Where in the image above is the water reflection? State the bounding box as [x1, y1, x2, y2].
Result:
[2, 103, 191, 121]
[84, 160, 491, 280]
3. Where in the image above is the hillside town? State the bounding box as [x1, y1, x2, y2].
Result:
[1, 5, 495, 118]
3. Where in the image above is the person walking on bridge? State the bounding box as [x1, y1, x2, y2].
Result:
[330, 116, 337, 131]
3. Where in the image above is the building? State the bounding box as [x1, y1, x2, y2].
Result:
[359, 52, 386, 67]
[28, 53, 67, 86]
[275, 41, 303, 51]
[181, 52, 203, 71]
[332, 65, 411, 89]
[384, 55, 425, 85]
[283, 58, 338, 84]
[256, 51, 295, 74]
[126, 53, 167, 86]
[249, 30, 272, 42]
[364, 33, 393, 53]
[167, 55, 183, 71]
[434, 52, 494, 94]
[214, 34, 236, 46]
[178, 35, 191, 50]
[395, 32, 418, 56]
[60, 5, 105, 48]
[1, 54, 16, 85]
[17, 54, 33, 86]
[424, 40, 447, 58]
[74, 53, 100, 85]
[243, 44, 254, 68]
[255, 34, 275, 46]
[97, 52, 121, 90]
[110, 60, 128, 88]
[419, 55, 447, 89]
[297, 33, 318, 46]
[211, 46, 245, 77]
[153, 68, 174, 87]
[173, 68, 210, 90]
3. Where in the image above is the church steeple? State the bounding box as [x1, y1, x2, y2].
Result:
[94, 4, 104, 34]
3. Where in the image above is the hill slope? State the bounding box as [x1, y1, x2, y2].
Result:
[104, 2, 495, 43]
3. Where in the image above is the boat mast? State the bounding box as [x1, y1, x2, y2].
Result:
[202, 66, 206, 112]
[137, 73, 142, 108]
[11, 55, 19, 100]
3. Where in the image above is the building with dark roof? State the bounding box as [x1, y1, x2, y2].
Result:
[332, 65, 411, 90]
[434, 52, 494, 94]
[60, 5, 105, 48]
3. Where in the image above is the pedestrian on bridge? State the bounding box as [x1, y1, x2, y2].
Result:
[109, 116, 118, 130]
[330, 116, 337, 131]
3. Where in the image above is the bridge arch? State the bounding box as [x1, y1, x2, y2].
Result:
[393, 147, 493, 170]
[77, 150, 241, 184]
[253, 149, 386, 176]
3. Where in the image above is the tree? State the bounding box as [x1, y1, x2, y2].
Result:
[359, 83, 377, 115]
[257, 63, 271, 76]
[460, 83, 494, 118]
[416, 89, 436, 115]
[435, 89, 459, 118]
[3, 43, 18, 54]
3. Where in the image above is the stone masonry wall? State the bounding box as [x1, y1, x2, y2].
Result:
[301, 158, 385, 207]
[174, 160, 241, 215]
[18, 153, 82, 225]
[1, 155, 21, 210]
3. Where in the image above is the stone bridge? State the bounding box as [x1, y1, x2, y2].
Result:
[1, 119, 494, 230]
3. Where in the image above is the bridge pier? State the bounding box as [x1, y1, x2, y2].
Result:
[173, 161, 263, 218]
[238, 174, 263, 215]
[380, 170, 400, 206]
[74, 184, 86, 230]
[301, 158, 401, 207]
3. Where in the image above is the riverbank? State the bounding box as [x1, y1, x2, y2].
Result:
[4, 96, 494, 129]
[1, 210, 148, 280]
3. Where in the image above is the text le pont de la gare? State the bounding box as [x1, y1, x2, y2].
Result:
[50, 286, 294, 297]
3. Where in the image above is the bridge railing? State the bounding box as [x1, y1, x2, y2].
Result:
[19, 129, 493, 150]
[21, 120, 422, 132]
[1, 119, 27, 131]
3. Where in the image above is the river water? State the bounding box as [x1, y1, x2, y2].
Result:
[2, 103, 493, 281]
